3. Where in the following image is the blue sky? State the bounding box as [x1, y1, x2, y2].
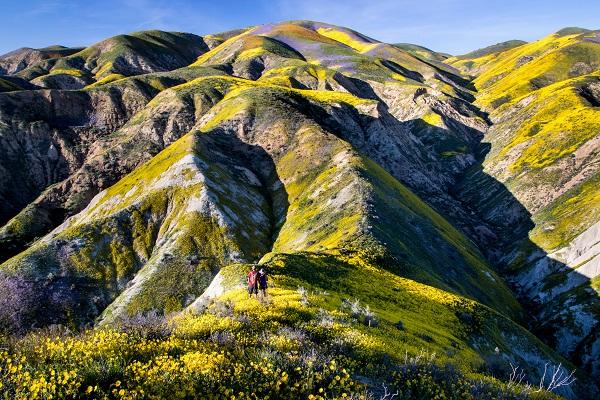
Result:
[1, 0, 599, 55]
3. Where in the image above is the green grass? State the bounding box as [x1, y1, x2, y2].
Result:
[0, 252, 568, 399]
[489, 72, 600, 174]
[530, 171, 600, 250]
[472, 32, 599, 107]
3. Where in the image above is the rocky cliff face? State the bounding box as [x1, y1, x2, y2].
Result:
[0, 21, 598, 395]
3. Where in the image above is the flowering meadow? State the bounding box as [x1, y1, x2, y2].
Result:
[0, 253, 563, 399]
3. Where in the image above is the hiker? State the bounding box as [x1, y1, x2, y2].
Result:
[247, 265, 259, 298]
[258, 268, 268, 298]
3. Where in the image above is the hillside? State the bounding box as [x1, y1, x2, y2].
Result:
[0, 45, 83, 75]
[393, 43, 451, 62]
[449, 27, 600, 378]
[446, 40, 527, 75]
[0, 21, 598, 399]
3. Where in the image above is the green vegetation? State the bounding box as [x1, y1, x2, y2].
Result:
[48, 68, 86, 77]
[472, 32, 599, 106]
[9, 30, 208, 89]
[84, 73, 126, 89]
[393, 43, 450, 62]
[462, 40, 527, 59]
[1, 253, 566, 399]
[488, 72, 600, 174]
[0, 78, 23, 92]
[315, 27, 378, 53]
[447, 27, 600, 390]
[461, 28, 600, 254]
[530, 172, 600, 250]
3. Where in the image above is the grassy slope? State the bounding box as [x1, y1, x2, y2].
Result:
[190, 21, 443, 88]
[474, 37, 600, 108]
[454, 40, 528, 60]
[2, 128, 272, 326]
[393, 43, 450, 62]
[472, 31, 599, 252]
[185, 74, 521, 317]
[484, 72, 600, 250]
[2, 70, 542, 352]
[0, 253, 572, 399]
[4, 172, 589, 399]
[446, 28, 600, 381]
[0, 64, 230, 261]
[447, 40, 527, 75]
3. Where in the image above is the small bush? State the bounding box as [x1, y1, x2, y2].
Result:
[395, 320, 405, 331]
[0, 274, 37, 334]
[209, 299, 235, 317]
[341, 298, 378, 327]
[297, 286, 309, 306]
[115, 310, 172, 338]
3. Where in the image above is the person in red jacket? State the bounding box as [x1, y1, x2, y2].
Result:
[247, 265, 259, 298]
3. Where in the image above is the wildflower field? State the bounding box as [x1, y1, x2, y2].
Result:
[0, 252, 565, 399]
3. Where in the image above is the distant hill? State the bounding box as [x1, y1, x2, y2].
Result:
[455, 39, 527, 60]
[393, 42, 451, 61]
[0, 45, 83, 75]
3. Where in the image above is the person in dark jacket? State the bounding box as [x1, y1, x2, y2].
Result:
[247, 265, 258, 298]
[258, 268, 268, 298]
